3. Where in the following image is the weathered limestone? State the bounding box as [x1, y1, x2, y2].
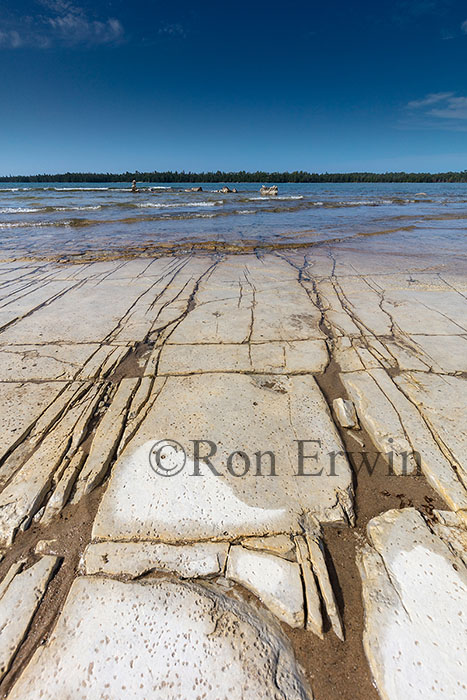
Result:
[358, 509, 467, 700]
[167, 256, 324, 345]
[0, 279, 151, 344]
[82, 541, 229, 579]
[40, 450, 86, 525]
[0, 343, 101, 381]
[309, 280, 361, 337]
[394, 372, 467, 488]
[332, 397, 358, 428]
[226, 545, 304, 628]
[0, 248, 465, 697]
[431, 509, 467, 566]
[241, 534, 295, 559]
[8, 576, 312, 699]
[0, 280, 77, 333]
[118, 376, 166, 452]
[0, 381, 66, 464]
[77, 344, 131, 380]
[294, 536, 323, 638]
[341, 369, 418, 473]
[0, 560, 25, 600]
[302, 516, 344, 641]
[341, 368, 467, 510]
[407, 334, 467, 373]
[92, 372, 354, 543]
[0, 556, 59, 681]
[333, 337, 365, 371]
[73, 377, 138, 498]
[0, 384, 100, 545]
[158, 339, 329, 375]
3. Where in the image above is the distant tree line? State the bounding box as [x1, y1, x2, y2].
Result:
[1, 170, 467, 183]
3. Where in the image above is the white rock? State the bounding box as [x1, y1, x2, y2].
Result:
[226, 545, 304, 628]
[332, 397, 358, 428]
[92, 372, 354, 543]
[34, 540, 59, 555]
[303, 520, 344, 641]
[0, 343, 101, 381]
[394, 372, 467, 487]
[0, 556, 59, 681]
[241, 534, 295, 559]
[0, 386, 99, 546]
[358, 508, 467, 700]
[158, 339, 329, 375]
[8, 576, 312, 699]
[0, 381, 66, 464]
[341, 370, 417, 473]
[82, 540, 229, 579]
[294, 536, 323, 638]
[73, 377, 138, 498]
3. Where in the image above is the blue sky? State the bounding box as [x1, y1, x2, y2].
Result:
[1, 0, 467, 174]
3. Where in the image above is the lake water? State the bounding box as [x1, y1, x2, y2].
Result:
[0, 182, 466, 260]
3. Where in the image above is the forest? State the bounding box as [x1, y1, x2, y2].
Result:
[1, 170, 467, 183]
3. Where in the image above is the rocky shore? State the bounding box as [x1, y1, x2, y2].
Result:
[0, 243, 465, 699]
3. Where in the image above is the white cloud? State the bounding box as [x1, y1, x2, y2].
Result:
[403, 92, 467, 129]
[406, 92, 454, 109]
[0, 1, 124, 49]
[461, 19, 467, 33]
[430, 96, 467, 119]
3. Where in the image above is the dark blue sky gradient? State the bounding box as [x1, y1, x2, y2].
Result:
[1, 0, 467, 174]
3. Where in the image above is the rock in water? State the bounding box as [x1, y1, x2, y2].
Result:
[260, 185, 278, 196]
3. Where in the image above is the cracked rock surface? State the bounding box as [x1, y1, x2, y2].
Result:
[0, 247, 465, 699]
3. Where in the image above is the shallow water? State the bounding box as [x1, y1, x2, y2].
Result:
[0, 182, 466, 260]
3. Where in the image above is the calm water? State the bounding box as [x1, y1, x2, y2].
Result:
[0, 182, 466, 259]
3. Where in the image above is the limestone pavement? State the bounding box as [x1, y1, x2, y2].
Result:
[0, 249, 465, 699]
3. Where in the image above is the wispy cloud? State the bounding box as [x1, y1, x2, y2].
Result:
[403, 92, 467, 130]
[0, 0, 124, 49]
[430, 96, 467, 119]
[461, 19, 467, 34]
[406, 92, 455, 109]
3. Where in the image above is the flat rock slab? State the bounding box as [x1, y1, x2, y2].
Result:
[409, 334, 467, 373]
[358, 508, 467, 700]
[158, 340, 329, 375]
[241, 534, 295, 559]
[82, 540, 229, 579]
[92, 372, 353, 543]
[0, 344, 102, 381]
[342, 369, 467, 510]
[167, 255, 324, 345]
[0, 381, 66, 463]
[226, 545, 304, 628]
[8, 576, 312, 700]
[394, 372, 467, 487]
[0, 555, 59, 681]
